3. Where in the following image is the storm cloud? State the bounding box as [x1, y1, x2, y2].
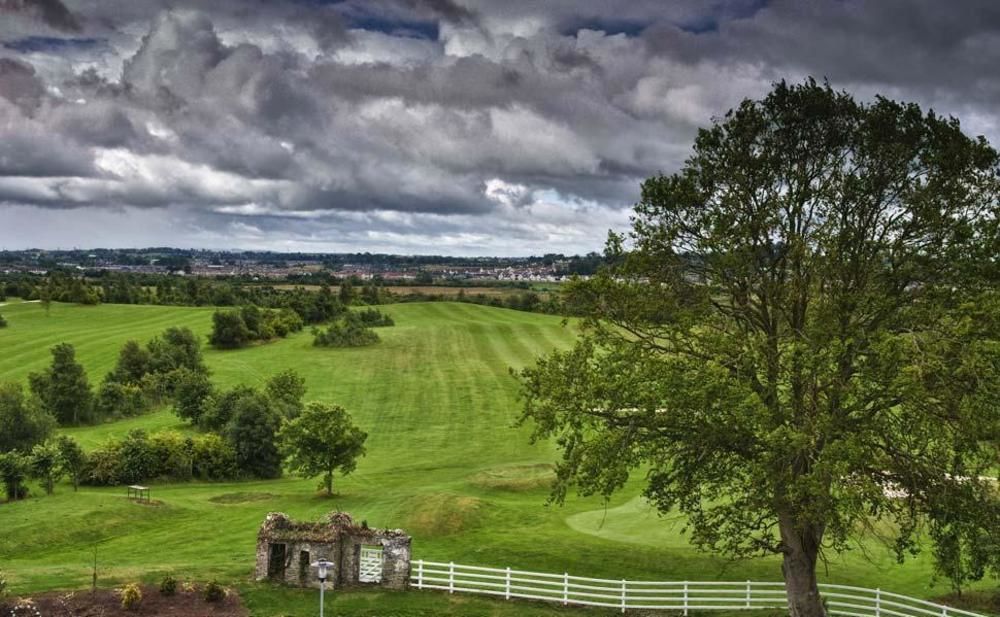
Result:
[1, 0, 999, 255]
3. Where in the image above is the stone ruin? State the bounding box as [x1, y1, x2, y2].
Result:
[254, 511, 411, 590]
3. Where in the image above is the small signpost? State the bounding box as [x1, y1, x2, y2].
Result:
[126, 485, 150, 503]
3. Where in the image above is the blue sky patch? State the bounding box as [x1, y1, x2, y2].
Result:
[4, 36, 103, 53]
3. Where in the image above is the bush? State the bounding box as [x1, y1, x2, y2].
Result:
[203, 580, 225, 603]
[312, 320, 379, 348]
[0, 451, 29, 501]
[354, 308, 394, 327]
[0, 314, 7, 328]
[159, 574, 177, 596]
[83, 431, 238, 485]
[191, 433, 237, 480]
[95, 380, 149, 419]
[120, 582, 142, 610]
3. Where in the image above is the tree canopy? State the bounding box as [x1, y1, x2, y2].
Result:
[519, 80, 1000, 617]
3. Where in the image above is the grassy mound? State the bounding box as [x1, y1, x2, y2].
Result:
[403, 493, 488, 536]
[208, 492, 277, 505]
[469, 464, 556, 492]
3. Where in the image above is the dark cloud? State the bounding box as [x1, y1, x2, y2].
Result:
[1, 1, 999, 254]
[0, 0, 81, 32]
[0, 57, 45, 113]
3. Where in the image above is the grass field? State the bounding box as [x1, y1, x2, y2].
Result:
[0, 300, 994, 614]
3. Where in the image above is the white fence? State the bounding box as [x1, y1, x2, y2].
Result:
[411, 560, 989, 617]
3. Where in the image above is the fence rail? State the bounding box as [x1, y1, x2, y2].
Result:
[410, 560, 987, 617]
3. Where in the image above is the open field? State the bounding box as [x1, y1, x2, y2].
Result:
[0, 300, 994, 613]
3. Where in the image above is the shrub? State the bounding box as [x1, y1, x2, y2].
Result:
[120, 582, 142, 610]
[95, 381, 149, 419]
[354, 308, 394, 327]
[312, 320, 379, 348]
[0, 314, 7, 328]
[8, 599, 40, 617]
[83, 430, 239, 486]
[203, 580, 225, 603]
[0, 451, 29, 501]
[159, 575, 177, 596]
[190, 433, 238, 480]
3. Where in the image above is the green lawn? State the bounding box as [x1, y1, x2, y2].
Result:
[0, 300, 994, 613]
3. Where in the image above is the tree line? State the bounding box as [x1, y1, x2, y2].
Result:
[0, 271, 571, 318]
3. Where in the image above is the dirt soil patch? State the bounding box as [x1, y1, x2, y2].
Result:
[1, 586, 246, 617]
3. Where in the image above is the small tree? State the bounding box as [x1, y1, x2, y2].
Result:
[0, 451, 28, 501]
[29, 442, 61, 495]
[28, 343, 92, 425]
[280, 402, 367, 495]
[109, 340, 152, 385]
[0, 381, 55, 453]
[265, 369, 306, 419]
[147, 327, 206, 375]
[226, 392, 283, 479]
[171, 367, 214, 425]
[209, 310, 252, 349]
[55, 435, 87, 491]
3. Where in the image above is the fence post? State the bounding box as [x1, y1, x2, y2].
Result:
[505, 567, 511, 600]
[448, 561, 454, 594]
[620, 579, 627, 614]
[875, 588, 881, 617]
[746, 580, 751, 609]
[683, 581, 689, 617]
[563, 572, 569, 606]
[416, 560, 423, 590]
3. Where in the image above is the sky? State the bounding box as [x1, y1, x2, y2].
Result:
[1, 0, 999, 256]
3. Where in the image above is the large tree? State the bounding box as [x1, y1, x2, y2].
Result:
[280, 402, 367, 495]
[519, 80, 1000, 617]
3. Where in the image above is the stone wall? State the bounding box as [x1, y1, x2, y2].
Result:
[253, 511, 411, 590]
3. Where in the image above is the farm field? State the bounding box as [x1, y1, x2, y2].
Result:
[0, 300, 992, 613]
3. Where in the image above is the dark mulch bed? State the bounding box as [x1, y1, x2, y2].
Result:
[0, 585, 246, 617]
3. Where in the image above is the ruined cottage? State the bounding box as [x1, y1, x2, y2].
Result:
[254, 511, 411, 590]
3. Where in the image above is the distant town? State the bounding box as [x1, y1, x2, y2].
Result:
[0, 248, 604, 283]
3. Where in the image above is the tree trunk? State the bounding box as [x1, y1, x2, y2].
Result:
[780, 514, 826, 617]
[324, 471, 333, 495]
